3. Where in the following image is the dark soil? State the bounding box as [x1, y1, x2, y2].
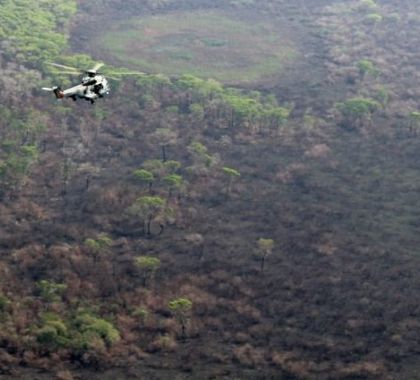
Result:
[4, 0, 420, 379]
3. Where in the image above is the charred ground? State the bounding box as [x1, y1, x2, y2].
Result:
[1, 0, 420, 379]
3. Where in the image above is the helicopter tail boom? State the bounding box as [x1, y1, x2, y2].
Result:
[42, 86, 65, 99]
[53, 87, 64, 99]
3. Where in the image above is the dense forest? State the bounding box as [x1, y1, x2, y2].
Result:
[2, 0, 420, 379]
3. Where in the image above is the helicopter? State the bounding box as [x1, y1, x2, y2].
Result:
[42, 62, 143, 104]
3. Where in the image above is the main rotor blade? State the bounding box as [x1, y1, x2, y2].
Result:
[42, 87, 54, 91]
[105, 75, 122, 81]
[92, 62, 105, 72]
[112, 72, 147, 76]
[51, 71, 82, 75]
[46, 62, 80, 71]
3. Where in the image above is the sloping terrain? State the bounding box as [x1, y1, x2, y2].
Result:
[1, 1, 420, 379]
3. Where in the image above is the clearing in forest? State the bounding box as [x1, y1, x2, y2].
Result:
[94, 10, 296, 84]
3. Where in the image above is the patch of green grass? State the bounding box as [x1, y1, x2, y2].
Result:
[201, 38, 227, 47]
[95, 10, 296, 84]
[170, 51, 194, 61]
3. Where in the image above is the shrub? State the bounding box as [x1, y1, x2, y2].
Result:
[358, 0, 377, 12]
[36, 315, 68, 348]
[74, 313, 120, 346]
[149, 334, 177, 352]
[37, 280, 67, 302]
[363, 13, 382, 25]
[0, 294, 11, 312]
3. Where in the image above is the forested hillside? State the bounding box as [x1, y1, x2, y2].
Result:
[2, 1, 420, 379]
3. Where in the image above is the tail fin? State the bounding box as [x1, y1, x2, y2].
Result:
[53, 87, 64, 99]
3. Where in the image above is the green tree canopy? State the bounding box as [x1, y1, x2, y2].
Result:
[85, 233, 112, 251]
[358, 0, 377, 12]
[162, 174, 183, 189]
[0, 0, 77, 67]
[409, 111, 420, 133]
[188, 141, 216, 170]
[363, 13, 382, 25]
[169, 298, 193, 314]
[84, 233, 112, 262]
[37, 314, 68, 349]
[135, 256, 161, 287]
[74, 313, 120, 346]
[133, 169, 155, 192]
[133, 169, 154, 183]
[258, 238, 275, 253]
[409, 111, 420, 123]
[357, 59, 379, 79]
[37, 280, 67, 302]
[142, 159, 166, 177]
[337, 97, 380, 128]
[130, 196, 166, 235]
[222, 167, 241, 178]
[222, 166, 241, 196]
[0, 294, 11, 313]
[135, 256, 161, 272]
[168, 297, 193, 338]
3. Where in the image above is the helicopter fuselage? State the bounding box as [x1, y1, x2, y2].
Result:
[53, 75, 110, 103]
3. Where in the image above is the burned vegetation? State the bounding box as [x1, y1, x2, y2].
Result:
[1, 0, 420, 379]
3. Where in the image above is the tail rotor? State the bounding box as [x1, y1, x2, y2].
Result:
[42, 86, 64, 99]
